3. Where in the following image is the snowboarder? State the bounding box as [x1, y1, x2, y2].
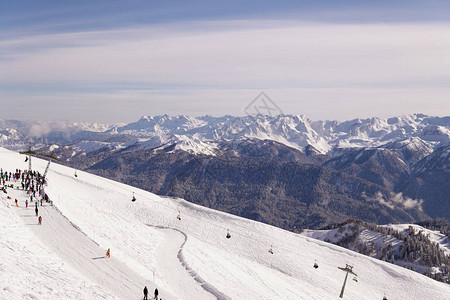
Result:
[38, 216, 42, 225]
[143, 286, 148, 300]
[35, 207, 38, 216]
[154, 288, 158, 300]
[106, 248, 110, 258]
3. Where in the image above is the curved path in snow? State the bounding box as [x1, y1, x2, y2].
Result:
[152, 225, 230, 300]
[11, 189, 173, 300]
[46, 168, 227, 299]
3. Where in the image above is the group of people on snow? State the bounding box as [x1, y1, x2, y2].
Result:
[2, 168, 47, 225]
[143, 286, 160, 300]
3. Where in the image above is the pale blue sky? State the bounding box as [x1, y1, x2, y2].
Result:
[1, 1, 449, 123]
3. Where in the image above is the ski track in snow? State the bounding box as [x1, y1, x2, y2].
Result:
[9, 188, 172, 300]
[152, 225, 230, 300]
[46, 168, 224, 299]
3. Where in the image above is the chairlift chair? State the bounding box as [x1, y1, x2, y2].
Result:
[132, 192, 136, 202]
[268, 245, 274, 254]
[177, 211, 181, 220]
[353, 277, 358, 282]
[74, 171, 78, 177]
[313, 260, 319, 269]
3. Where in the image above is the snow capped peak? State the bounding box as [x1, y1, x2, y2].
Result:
[167, 134, 218, 156]
[139, 115, 153, 122]
[1, 114, 449, 157]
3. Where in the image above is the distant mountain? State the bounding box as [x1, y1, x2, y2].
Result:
[2, 114, 449, 155]
[1, 114, 448, 227]
[398, 144, 450, 220]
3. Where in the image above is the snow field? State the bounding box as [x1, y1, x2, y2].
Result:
[1, 147, 449, 299]
[0, 191, 115, 299]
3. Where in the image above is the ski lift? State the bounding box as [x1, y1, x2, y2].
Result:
[268, 245, 274, 254]
[226, 229, 231, 239]
[177, 211, 181, 220]
[313, 260, 319, 269]
[131, 192, 136, 202]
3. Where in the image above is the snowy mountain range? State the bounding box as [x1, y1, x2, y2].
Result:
[0, 114, 448, 228]
[1, 147, 449, 299]
[1, 114, 449, 156]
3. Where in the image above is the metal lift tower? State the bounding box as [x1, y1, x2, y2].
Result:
[338, 264, 357, 298]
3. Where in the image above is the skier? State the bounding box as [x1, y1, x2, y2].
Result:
[35, 206, 38, 216]
[25, 200, 28, 208]
[143, 286, 148, 300]
[38, 216, 42, 225]
[15, 199, 18, 206]
[154, 288, 158, 300]
[106, 248, 110, 258]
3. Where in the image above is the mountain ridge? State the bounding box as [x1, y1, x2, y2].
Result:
[0, 114, 448, 228]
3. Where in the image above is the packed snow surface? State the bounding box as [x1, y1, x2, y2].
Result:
[0, 147, 449, 299]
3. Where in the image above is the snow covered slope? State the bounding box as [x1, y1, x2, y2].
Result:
[0, 147, 449, 299]
[384, 224, 450, 256]
[302, 222, 450, 282]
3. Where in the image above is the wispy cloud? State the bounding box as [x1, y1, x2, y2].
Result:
[391, 192, 424, 211]
[2, 21, 449, 86]
[1, 20, 449, 121]
[363, 191, 423, 211]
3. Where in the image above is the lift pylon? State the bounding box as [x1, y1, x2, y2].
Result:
[338, 264, 357, 298]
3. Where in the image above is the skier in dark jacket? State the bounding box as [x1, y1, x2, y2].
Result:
[35, 206, 38, 216]
[154, 288, 158, 300]
[143, 286, 148, 300]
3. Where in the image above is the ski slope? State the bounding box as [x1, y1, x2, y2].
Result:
[0, 147, 449, 299]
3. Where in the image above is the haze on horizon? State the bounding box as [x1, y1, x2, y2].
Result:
[1, 0, 449, 123]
